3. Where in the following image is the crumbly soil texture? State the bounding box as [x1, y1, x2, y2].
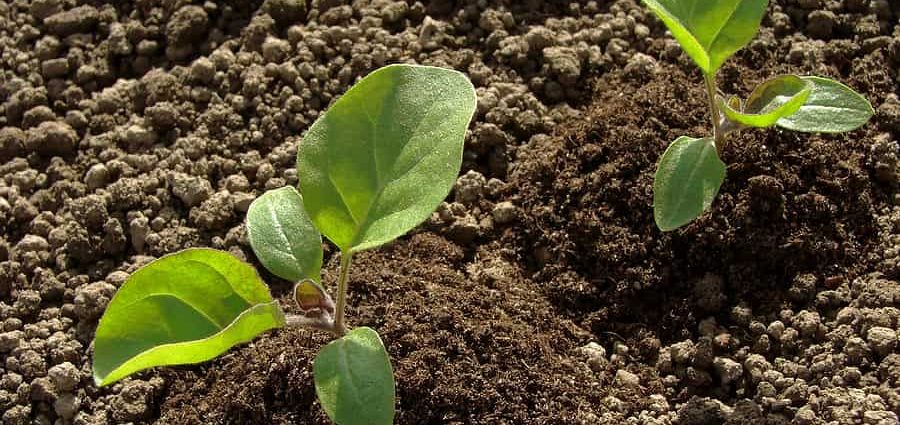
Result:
[1, 0, 899, 424]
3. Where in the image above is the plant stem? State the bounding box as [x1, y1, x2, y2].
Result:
[332, 252, 353, 335]
[704, 73, 724, 154]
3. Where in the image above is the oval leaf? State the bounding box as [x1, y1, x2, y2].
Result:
[654, 136, 726, 231]
[247, 186, 323, 282]
[314, 327, 396, 425]
[642, 0, 768, 74]
[721, 75, 811, 128]
[776, 76, 874, 133]
[92, 249, 285, 386]
[298, 64, 477, 253]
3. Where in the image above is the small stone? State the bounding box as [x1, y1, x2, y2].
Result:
[130, 216, 150, 253]
[491, 201, 517, 225]
[73, 281, 117, 320]
[232, 192, 255, 213]
[807, 10, 836, 39]
[0, 127, 24, 160]
[166, 6, 209, 46]
[123, 125, 156, 147]
[110, 379, 158, 422]
[190, 191, 235, 230]
[190, 57, 215, 83]
[262, 37, 291, 63]
[578, 342, 607, 371]
[54, 392, 80, 419]
[0, 330, 24, 352]
[262, 0, 307, 26]
[866, 327, 897, 357]
[793, 310, 822, 339]
[446, 214, 480, 244]
[170, 173, 214, 207]
[543, 46, 581, 85]
[15, 234, 49, 254]
[615, 369, 640, 388]
[44, 5, 99, 36]
[670, 340, 696, 364]
[48, 362, 79, 392]
[84, 163, 110, 190]
[25, 121, 78, 155]
[713, 357, 743, 385]
[454, 170, 486, 205]
[41, 58, 69, 78]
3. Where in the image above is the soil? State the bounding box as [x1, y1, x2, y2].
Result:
[1, 0, 899, 424]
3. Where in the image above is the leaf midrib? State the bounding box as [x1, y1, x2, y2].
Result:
[703, 0, 744, 55]
[118, 292, 225, 332]
[666, 138, 716, 228]
[342, 91, 446, 252]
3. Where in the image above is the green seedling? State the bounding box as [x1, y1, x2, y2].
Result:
[92, 64, 477, 425]
[643, 0, 874, 231]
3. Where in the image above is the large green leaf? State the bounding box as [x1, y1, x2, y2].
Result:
[642, 0, 768, 74]
[654, 136, 726, 231]
[247, 186, 323, 282]
[721, 75, 811, 128]
[92, 249, 285, 386]
[298, 64, 477, 253]
[314, 327, 395, 425]
[776, 76, 874, 133]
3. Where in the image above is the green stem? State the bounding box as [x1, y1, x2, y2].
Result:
[333, 252, 353, 335]
[705, 73, 724, 155]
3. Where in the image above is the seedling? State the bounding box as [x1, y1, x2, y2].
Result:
[92, 64, 477, 425]
[643, 0, 874, 231]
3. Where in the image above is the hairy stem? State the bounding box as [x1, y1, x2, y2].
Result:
[332, 252, 353, 335]
[284, 314, 341, 335]
[705, 73, 725, 154]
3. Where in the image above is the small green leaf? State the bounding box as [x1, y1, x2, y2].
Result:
[294, 278, 334, 314]
[721, 75, 811, 128]
[247, 186, 323, 282]
[654, 136, 726, 231]
[93, 249, 285, 386]
[298, 64, 477, 253]
[314, 327, 395, 425]
[776, 76, 874, 133]
[642, 0, 768, 74]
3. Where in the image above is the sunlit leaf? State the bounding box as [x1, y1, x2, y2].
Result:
[247, 186, 323, 282]
[721, 75, 811, 128]
[642, 0, 768, 74]
[298, 64, 477, 253]
[776, 76, 874, 133]
[654, 136, 726, 231]
[314, 327, 395, 425]
[92, 249, 285, 386]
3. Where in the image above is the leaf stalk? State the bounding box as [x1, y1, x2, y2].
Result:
[332, 252, 353, 335]
[704, 73, 725, 155]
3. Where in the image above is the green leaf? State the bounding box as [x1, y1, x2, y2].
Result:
[642, 0, 768, 74]
[247, 186, 323, 282]
[654, 136, 726, 231]
[298, 64, 477, 253]
[92, 249, 285, 386]
[314, 327, 395, 425]
[776, 76, 874, 133]
[721, 75, 811, 128]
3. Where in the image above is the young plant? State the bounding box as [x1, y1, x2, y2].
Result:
[643, 0, 874, 231]
[92, 64, 477, 425]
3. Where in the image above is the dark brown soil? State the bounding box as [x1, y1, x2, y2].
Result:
[1, 0, 899, 424]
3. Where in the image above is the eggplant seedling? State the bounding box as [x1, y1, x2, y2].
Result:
[92, 64, 477, 425]
[643, 0, 874, 231]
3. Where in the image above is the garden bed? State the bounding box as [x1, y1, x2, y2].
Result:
[0, 0, 898, 424]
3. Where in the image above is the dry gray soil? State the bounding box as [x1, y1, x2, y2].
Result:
[1, 0, 899, 424]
